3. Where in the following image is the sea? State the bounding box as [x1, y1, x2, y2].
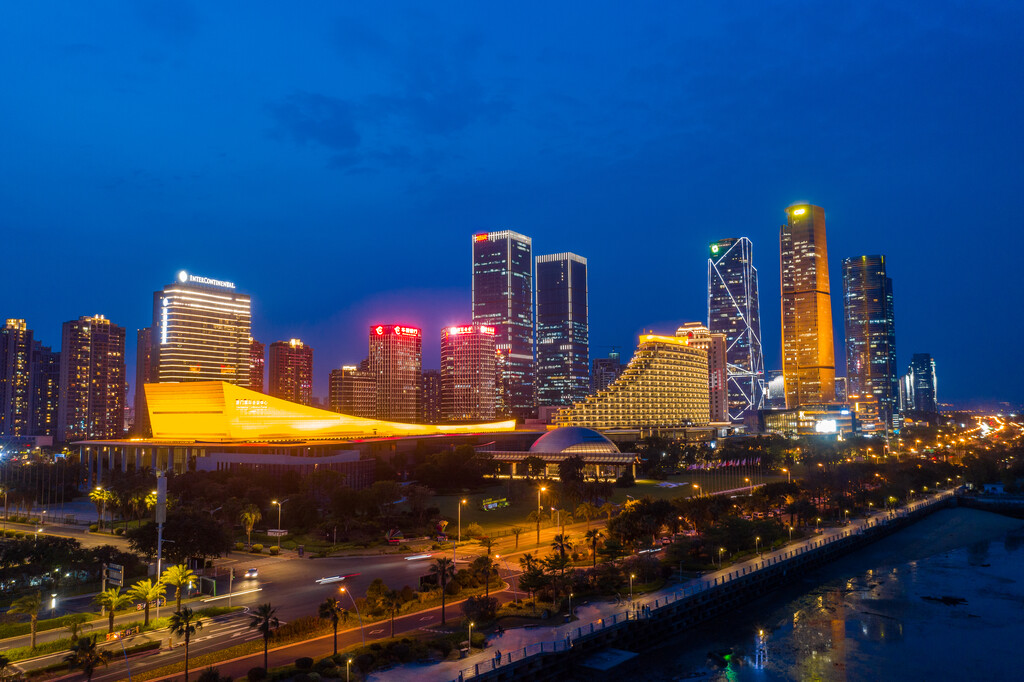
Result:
[637, 508, 1024, 682]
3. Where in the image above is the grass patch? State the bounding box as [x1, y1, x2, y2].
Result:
[4, 636, 76, 662]
[0, 612, 102, 639]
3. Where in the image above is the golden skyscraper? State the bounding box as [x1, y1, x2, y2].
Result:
[780, 204, 835, 407]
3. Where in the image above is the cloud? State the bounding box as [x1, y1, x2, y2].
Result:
[267, 91, 361, 151]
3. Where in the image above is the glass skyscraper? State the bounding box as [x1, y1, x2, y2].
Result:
[708, 237, 764, 420]
[780, 204, 836, 407]
[909, 353, 937, 413]
[843, 255, 898, 426]
[535, 253, 589, 407]
[471, 231, 535, 419]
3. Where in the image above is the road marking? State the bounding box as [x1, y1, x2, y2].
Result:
[369, 629, 384, 634]
[419, 616, 432, 621]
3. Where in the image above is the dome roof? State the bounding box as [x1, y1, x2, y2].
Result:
[529, 427, 620, 454]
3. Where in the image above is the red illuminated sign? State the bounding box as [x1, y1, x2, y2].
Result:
[480, 326, 495, 335]
[395, 326, 420, 336]
[373, 325, 420, 337]
[474, 234, 488, 242]
[375, 326, 384, 336]
[448, 325, 497, 336]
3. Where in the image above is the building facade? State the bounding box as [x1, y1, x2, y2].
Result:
[708, 237, 764, 420]
[535, 253, 589, 407]
[440, 324, 497, 422]
[471, 231, 535, 419]
[421, 369, 442, 423]
[328, 364, 376, 418]
[0, 319, 33, 436]
[592, 351, 623, 393]
[369, 324, 422, 422]
[764, 370, 786, 410]
[268, 339, 313, 405]
[30, 341, 60, 437]
[57, 315, 126, 442]
[676, 323, 728, 422]
[556, 333, 710, 430]
[249, 338, 265, 393]
[780, 204, 836, 407]
[834, 376, 848, 403]
[909, 353, 937, 413]
[842, 255, 898, 426]
[153, 270, 251, 385]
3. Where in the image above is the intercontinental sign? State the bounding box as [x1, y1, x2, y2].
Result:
[177, 270, 236, 289]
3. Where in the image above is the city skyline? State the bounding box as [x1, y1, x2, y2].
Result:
[1, 3, 1021, 406]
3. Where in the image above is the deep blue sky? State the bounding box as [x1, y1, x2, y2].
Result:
[2, 2, 1022, 407]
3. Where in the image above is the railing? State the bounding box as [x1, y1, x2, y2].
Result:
[453, 490, 954, 680]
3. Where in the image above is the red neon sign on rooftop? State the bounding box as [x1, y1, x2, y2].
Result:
[373, 324, 420, 337]
[474, 233, 488, 242]
[447, 325, 497, 336]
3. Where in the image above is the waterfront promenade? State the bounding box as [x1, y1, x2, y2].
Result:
[369, 488, 956, 681]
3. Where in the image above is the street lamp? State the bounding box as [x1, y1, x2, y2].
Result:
[536, 487, 546, 545]
[455, 498, 467, 562]
[755, 536, 761, 558]
[95, 486, 106, 531]
[788, 525, 793, 541]
[568, 592, 574, 619]
[692, 483, 700, 498]
[629, 574, 635, 603]
[271, 499, 288, 531]
[844, 510, 850, 525]
[718, 547, 725, 569]
[339, 587, 364, 645]
[346, 658, 352, 682]
[781, 468, 791, 484]
[815, 517, 821, 532]
[467, 621, 475, 651]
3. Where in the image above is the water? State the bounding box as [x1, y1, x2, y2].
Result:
[638, 509, 1024, 681]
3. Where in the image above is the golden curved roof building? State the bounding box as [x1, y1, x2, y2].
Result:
[144, 381, 516, 442]
[555, 334, 709, 430]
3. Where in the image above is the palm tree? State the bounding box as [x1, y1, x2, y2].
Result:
[161, 564, 198, 611]
[584, 529, 604, 568]
[576, 502, 598, 530]
[128, 579, 164, 627]
[94, 587, 132, 633]
[89, 488, 109, 530]
[64, 634, 110, 681]
[169, 607, 204, 682]
[248, 603, 280, 670]
[511, 526, 524, 549]
[10, 592, 42, 648]
[518, 552, 537, 572]
[318, 598, 347, 656]
[63, 612, 91, 641]
[428, 557, 456, 625]
[550, 533, 574, 564]
[239, 505, 261, 549]
[599, 502, 616, 521]
[381, 589, 402, 637]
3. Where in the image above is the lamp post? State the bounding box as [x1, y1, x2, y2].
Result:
[95, 486, 106, 531]
[629, 574, 635, 603]
[455, 498, 467, 562]
[339, 587, 364, 645]
[346, 658, 352, 682]
[568, 592, 574, 619]
[693, 483, 700, 498]
[755, 536, 761, 558]
[536, 487, 546, 545]
[788, 525, 793, 541]
[815, 517, 821, 532]
[844, 509, 850, 525]
[718, 547, 725, 569]
[782, 468, 791, 484]
[467, 621, 474, 651]
[271, 499, 287, 531]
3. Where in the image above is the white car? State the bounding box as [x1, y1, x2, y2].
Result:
[243, 568, 258, 579]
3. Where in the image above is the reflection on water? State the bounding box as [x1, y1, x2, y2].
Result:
[640, 527, 1024, 681]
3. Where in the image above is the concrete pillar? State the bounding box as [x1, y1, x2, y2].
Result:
[121, 446, 128, 472]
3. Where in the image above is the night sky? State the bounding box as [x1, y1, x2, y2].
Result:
[2, 2, 1022, 407]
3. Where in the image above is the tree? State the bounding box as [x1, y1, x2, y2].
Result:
[127, 509, 233, 564]
[169, 607, 204, 682]
[550, 534, 574, 571]
[381, 589, 402, 637]
[429, 557, 456, 625]
[517, 566, 548, 614]
[511, 526, 525, 549]
[558, 455, 586, 486]
[94, 588, 132, 633]
[248, 603, 280, 670]
[405, 484, 434, 522]
[161, 564, 198, 612]
[128, 579, 164, 627]
[239, 505, 261, 549]
[64, 634, 110, 681]
[63, 612, 91, 641]
[575, 502, 598, 530]
[11, 592, 42, 648]
[599, 502, 616, 521]
[89, 488, 110, 531]
[523, 456, 546, 479]
[518, 552, 538, 572]
[318, 598, 347, 656]
[584, 529, 604, 568]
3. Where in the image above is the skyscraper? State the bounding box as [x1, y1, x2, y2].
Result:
[249, 338, 265, 393]
[0, 319, 33, 436]
[780, 204, 836, 407]
[441, 324, 497, 421]
[842, 255, 898, 425]
[268, 339, 314, 405]
[677, 323, 729, 423]
[369, 324, 422, 422]
[592, 351, 623, 393]
[421, 369, 442, 423]
[909, 353, 937, 413]
[57, 315, 126, 442]
[153, 270, 251, 385]
[133, 327, 153, 436]
[708, 237, 764, 420]
[535, 253, 589, 407]
[328, 364, 375, 418]
[30, 341, 60, 437]
[764, 370, 786, 410]
[471, 231, 535, 419]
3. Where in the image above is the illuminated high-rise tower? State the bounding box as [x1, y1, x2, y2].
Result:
[153, 270, 251, 385]
[909, 353, 937, 413]
[0, 319, 33, 436]
[268, 339, 313, 405]
[472, 231, 535, 419]
[708, 237, 764, 420]
[30, 341, 60, 437]
[536, 253, 589, 407]
[843, 255, 898, 426]
[57, 315, 126, 442]
[441, 324, 497, 421]
[369, 325, 422, 422]
[249, 338, 265, 393]
[780, 204, 836, 407]
[677, 323, 728, 423]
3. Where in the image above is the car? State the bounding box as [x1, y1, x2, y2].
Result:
[243, 568, 259, 579]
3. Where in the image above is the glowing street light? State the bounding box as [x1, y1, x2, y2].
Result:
[339, 586, 364, 645]
[755, 536, 761, 558]
[718, 547, 726, 569]
[467, 621, 475, 651]
[781, 468, 791, 484]
[271, 499, 288, 531]
[347, 658, 353, 682]
[455, 498, 467, 562]
[629, 573, 635, 603]
[536, 487, 547, 545]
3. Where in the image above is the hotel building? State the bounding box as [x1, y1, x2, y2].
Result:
[536, 253, 589, 407]
[152, 270, 251, 385]
[369, 324, 422, 422]
[268, 339, 313, 406]
[57, 315, 126, 442]
[780, 204, 836, 407]
[472, 231, 535, 419]
[677, 323, 728, 423]
[441, 324, 497, 421]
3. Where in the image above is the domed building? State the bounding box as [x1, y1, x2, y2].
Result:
[484, 426, 637, 480]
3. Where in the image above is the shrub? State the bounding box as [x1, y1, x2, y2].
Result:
[276, 616, 325, 640]
[234, 542, 245, 551]
[246, 667, 267, 682]
[428, 638, 453, 658]
[269, 545, 280, 556]
[251, 544, 264, 553]
[196, 667, 231, 682]
[114, 527, 125, 536]
[355, 653, 374, 673]
[461, 595, 498, 623]
[89, 524, 98, 532]
[295, 657, 314, 670]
